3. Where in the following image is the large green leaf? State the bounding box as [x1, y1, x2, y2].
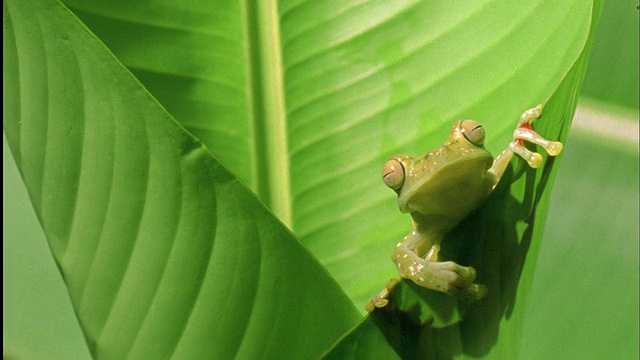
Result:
[5, 0, 621, 359]
[59, 0, 595, 309]
[323, 2, 603, 355]
[60, 0, 293, 223]
[3, 0, 359, 358]
[280, 0, 594, 307]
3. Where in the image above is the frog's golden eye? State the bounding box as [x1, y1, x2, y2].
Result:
[460, 120, 485, 146]
[382, 158, 405, 191]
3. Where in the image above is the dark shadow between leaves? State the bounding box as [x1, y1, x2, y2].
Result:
[432, 157, 557, 357]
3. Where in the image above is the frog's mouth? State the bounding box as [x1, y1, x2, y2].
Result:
[397, 150, 493, 214]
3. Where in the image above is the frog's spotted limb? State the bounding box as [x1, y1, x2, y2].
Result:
[392, 230, 488, 301]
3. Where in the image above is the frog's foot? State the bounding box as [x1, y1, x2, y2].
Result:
[366, 278, 400, 312]
[510, 104, 563, 168]
[427, 261, 486, 300]
[403, 259, 488, 301]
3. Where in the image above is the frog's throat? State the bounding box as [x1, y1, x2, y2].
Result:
[397, 151, 494, 214]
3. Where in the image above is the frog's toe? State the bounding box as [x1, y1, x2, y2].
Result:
[458, 265, 477, 282]
[366, 279, 399, 312]
[385, 278, 400, 291]
[468, 283, 488, 299]
[446, 272, 468, 289]
[509, 142, 543, 168]
[433, 261, 477, 282]
[518, 104, 543, 126]
[513, 127, 564, 158]
[366, 295, 390, 313]
[365, 298, 376, 313]
[543, 140, 563, 156]
[457, 283, 488, 302]
[430, 263, 486, 297]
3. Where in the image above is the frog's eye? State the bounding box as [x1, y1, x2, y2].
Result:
[460, 120, 485, 146]
[382, 158, 405, 191]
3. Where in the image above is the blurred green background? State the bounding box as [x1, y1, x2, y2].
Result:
[3, 2, 638, 359]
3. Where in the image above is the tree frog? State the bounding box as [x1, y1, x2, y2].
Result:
[370, 105, 562, 309]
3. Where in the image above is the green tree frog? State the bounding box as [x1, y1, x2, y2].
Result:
[371, 105, 562, 309]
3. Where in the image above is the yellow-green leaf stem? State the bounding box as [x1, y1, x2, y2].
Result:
[245, 0, 292, 226]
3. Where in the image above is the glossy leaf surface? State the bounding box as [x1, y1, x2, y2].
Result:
[6, 0, 635, 359]
[59, 0, 594, 308]
[322, 4, 603, 353]
[278, 0, 595, 309]
[3, 0, 359, 358]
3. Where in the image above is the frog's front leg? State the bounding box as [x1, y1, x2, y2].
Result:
[489, 105, 563, 186]
[391, 228, 487, 301]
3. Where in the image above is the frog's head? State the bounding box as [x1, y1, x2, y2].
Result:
[382, 120, 494, 214]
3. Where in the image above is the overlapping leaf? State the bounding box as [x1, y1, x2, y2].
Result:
[58, 0, 594, 308]
[60, 0, 260, 193]
[3, 0, 359, 358]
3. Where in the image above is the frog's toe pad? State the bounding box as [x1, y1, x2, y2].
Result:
[545, 141, 563, 156]
[468, 283, 488, 300]
[457, 283, 488, 302]
[518, 104, 543, 125]
[365, 279, 398, 312]
[510, 142, 543, 168]
[365, 299, 376, 313]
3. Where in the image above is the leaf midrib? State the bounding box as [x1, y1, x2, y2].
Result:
[244, 0, 292, 227]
